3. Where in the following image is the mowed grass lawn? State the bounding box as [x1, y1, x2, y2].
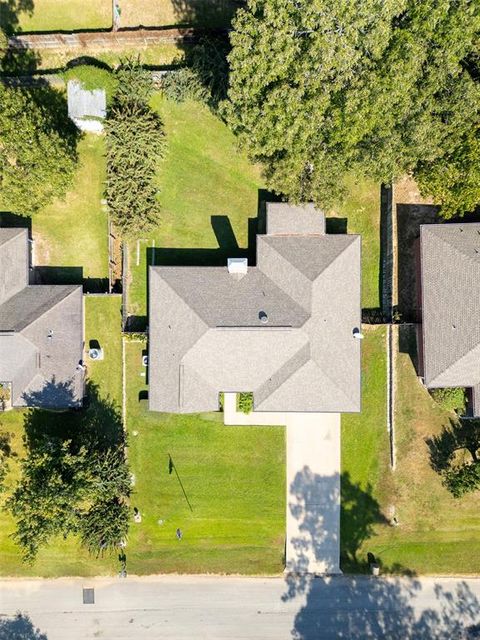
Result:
[0, 296, 122, 576]
[342, 324, 480, 575]
[119, 0, 235, 28]
[128, 97, 382, 319]
[125, 341, 285, 574]
[330, 175, 381, 309]
[0, 0, 111, 32]
[32, 135, 108, 286]
[370, 326, 480, 574]
[127, 96, 264, 319]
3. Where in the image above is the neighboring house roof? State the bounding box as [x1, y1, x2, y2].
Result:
[0, 228, 84, 408]
[149, 203, 361, 414]
[67, 80, 106, 133]
[421, 223, 480, 390]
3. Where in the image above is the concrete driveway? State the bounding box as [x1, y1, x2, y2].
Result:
[224, 394, 341, 574]
[286, 413, 341, 574]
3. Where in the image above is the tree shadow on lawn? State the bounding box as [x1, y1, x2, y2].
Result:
[0, 613, 48, 640]
[22, 379, 125, 455]
[426, 417, 480, 474]
[170, 0, 240, 29]
[283, 467, 480, 639]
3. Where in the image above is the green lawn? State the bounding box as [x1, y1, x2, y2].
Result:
[31, 135, 108, 288]
[120, 0, 235, 28]
[341, 324, 480, 575]
[0, 296, 123, 576]
[370, 326, 480, 574]
[330, 175, 381, 309]
[127, 96, 264, 320]
[28, 44, 183, 72]
[1, 0, 111, 32]
[340, 325, 391, 572]
[125, 341, 285, 574]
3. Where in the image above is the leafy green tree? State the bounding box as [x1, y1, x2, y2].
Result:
[416, 126, 480, 218]
[105, 61, 166, 236]
[5, 383, 131, 563]
[224, 0, 480, 208]
[0, 85, 78, 213]
[427, 417, 480, 497]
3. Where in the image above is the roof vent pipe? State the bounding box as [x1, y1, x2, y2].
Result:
[259, 311, 268, 324]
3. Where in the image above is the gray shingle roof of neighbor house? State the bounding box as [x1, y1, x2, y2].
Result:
[0, 228, 84, 408]
[421, 223, 480, 397]
[149, 203, 362, 414]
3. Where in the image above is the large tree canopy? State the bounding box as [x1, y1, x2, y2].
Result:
[0, 84, 78, 213]
[225, 0, 480, 211]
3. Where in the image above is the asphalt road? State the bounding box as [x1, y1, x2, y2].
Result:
[1, 574, 480, 639]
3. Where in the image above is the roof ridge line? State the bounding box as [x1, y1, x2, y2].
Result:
[426, 226, 480, 268]
[18, 285, 82, 333]
[428, 340, 480, 387]
[311, 234, 359, 283]
[150, 268, 210, 330]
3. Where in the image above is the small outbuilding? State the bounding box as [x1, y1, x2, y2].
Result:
[67, 80, 107, 133]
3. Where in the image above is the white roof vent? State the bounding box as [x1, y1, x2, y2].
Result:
[227, 258, 248, 275]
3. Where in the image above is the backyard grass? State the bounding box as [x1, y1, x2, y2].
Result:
[119, 0, 235, 28]
[330, 175, 381, 310]
[28, 43, 183, 72]
[125, 341, 285, 574]
[127, 96, 264, 320]
[32, 135, 108, 289]
[0, 0, 111, 32]
[127, 97, 382, 321]
[0, 296, 122, 576]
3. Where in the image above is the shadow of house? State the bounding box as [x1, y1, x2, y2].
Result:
[0, 613, 47, 640]
[396, 203, 439, 322]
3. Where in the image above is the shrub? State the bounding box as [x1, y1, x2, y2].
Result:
[430, 387, 466, 413]
[105, 59, 166, 236]
[237, 392, 253, 414]
[114, 57, 154, 106]
[162, 68, 209, 104]
[64, 64, 118, 104]
[218, 392, 224, 412]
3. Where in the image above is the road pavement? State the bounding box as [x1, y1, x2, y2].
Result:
[1, 574, 480, 639]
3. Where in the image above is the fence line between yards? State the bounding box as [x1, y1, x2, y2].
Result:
[7, 27, 208, 51]
[386, 324, 396, 470]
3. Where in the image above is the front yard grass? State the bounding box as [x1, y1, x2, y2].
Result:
[0, 295, 122, 576]
[1, 0, 111, 32]
[342, 324, 480, 575]
[125, 340, 285, 574]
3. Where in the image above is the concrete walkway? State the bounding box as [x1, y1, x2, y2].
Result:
[224, 394, 341, 574]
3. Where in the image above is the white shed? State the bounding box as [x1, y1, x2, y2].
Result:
[67, 80, 107, 133]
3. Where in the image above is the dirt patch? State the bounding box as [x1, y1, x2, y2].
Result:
[33, 230, 51, 266]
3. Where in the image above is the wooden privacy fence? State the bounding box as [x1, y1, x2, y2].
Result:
[8, 27, 211, 51]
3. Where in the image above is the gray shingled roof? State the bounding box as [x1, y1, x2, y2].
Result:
[149, 203, 361, 414]
[421, 223, 480, 390]
[0, 228, 84, 408]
